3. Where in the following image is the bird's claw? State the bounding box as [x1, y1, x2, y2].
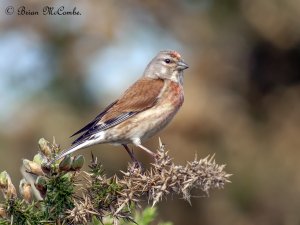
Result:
[132, 160, 143, 170]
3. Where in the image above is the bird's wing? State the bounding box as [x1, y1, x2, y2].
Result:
[70, 100, 118, 137]
[71, 78, 165, 146]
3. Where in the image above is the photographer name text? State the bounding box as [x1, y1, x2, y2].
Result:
[5, 6, 81, 16]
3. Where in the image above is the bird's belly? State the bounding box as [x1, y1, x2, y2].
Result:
[104, 104, 179, 144]
[133, 105, 178, 140]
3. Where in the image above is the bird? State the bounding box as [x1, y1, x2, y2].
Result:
[51, 50, 189, 164]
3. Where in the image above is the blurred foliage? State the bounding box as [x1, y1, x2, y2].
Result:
[1, 0, 300, 224]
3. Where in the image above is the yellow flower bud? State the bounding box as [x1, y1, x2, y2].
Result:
[0, 206, 6, 218]
[23, 159, 44, 176]
[0, 171, 16, 199]
[0, 171, 8, 189]
[41, 162, 51, 175]
[35, 176, 47, 197]
[19, 179, 32, 202]
[71, 155, 85, 171]
[59, 155, 73, 172]
[38, 138, 52, 156]
[33, 153, 44, 165]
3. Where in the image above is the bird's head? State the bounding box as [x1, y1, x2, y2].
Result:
[143, 50, 189, 85]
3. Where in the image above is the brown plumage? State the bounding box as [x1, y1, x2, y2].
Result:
[101, 78, 164, 121]
[51, 50, 188, 164]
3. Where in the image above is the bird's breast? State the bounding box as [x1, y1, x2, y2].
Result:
[132, 80, 184, 140]
[103, 80, 184, 144]
[161, 80, 184, 109]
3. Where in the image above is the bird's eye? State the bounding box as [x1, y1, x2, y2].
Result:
[164, 59, 171, 64]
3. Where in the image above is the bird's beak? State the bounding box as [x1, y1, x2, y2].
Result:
[177, 61, 189, 70]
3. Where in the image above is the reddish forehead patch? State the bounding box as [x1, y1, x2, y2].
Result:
[170, 51, 181, 60]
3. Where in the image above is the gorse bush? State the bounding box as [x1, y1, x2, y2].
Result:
[0, 138, 231, 224]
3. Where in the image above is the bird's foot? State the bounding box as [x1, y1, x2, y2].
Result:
[122, 144, 144, 169]
[132, 160, 143, 170]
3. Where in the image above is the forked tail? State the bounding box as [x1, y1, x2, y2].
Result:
[49, 140, 93, 165]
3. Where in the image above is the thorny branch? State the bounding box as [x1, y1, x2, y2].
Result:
[0, 138, 231, 225]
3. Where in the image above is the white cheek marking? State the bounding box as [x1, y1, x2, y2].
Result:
[170, 71, 179, 83]
[170, 71, 184, 85]
[161, 67, 167, 74]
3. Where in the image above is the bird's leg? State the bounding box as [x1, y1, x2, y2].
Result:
[132, 138, 156, 158]
[122, 144, 136, 161]
[122, 144, 142, 168]
[135, 144, 156, 158]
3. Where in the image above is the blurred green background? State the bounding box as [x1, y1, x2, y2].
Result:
[1, 0, 300, 224]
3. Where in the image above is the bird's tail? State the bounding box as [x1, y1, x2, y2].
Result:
[49, 141, 91, 165]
